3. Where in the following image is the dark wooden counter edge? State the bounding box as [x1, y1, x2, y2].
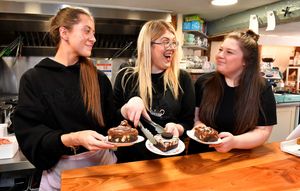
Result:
[61, 142, 300, 191]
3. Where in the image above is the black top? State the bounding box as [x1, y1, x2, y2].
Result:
[188, 72, 277, 154]
[13, 58, 116, 170]
[113, 68, 195, 162]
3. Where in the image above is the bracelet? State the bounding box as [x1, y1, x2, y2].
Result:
[70, 146, 79, 155]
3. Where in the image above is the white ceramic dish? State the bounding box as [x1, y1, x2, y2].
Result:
[286, 124, 300, 140]
[187, 129, 222, 145]
[105, 135, 144, 147]
[280, 138, 300, 157]
[145, 139, 185, 156]
[0, 136, 19, 159]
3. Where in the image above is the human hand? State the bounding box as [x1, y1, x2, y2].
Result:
[121, 96, 151, 127]
[165, 123, 183, 137]
[209, 132, 235, 153]
[62, 130, 116, 151]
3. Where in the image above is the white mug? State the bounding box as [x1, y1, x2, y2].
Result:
[0, 123, 8, 137]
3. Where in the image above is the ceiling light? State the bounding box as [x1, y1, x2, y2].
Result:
[211, 0, 238, 6]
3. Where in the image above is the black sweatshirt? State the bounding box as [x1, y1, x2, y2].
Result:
[13, 58, 116, 170]
[113, 68, 195, 162]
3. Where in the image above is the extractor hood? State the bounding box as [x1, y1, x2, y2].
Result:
[0, 1, 171, 57]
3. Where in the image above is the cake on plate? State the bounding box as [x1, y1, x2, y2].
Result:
[107, 120, 138, 143]
[0, 138, 12, 145]
[194, 125, 219, 142]
[154, 132, 179, 152]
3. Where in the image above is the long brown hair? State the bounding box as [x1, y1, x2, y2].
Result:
[49, 7, 104, 126]
[199, 30, 265, 134]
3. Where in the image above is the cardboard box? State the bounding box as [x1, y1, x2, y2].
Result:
[182, 21, 203, 31]
[0, 136, 19, 159]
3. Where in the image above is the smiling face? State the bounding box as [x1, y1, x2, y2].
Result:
[64, 14, 96, 57]
[151, 30, 177, 73]
[215, 38, 245, 80]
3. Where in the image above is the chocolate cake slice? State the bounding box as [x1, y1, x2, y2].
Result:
[107, 120, 138, 143]
[194, 126, 219, 142]
[154, 132, 179, 152]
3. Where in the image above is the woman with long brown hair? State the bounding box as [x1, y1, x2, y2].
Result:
[13, 7, 117, 190]
[188, 30, 277, 154]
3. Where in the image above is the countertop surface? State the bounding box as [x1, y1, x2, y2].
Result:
[61, 142, 300, 191]
[274, 93, 300, 104]
[0, 150, 34, 173]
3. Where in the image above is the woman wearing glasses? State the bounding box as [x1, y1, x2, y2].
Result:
[113, 20, 195, 162]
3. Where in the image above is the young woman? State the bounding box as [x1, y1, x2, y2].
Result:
[13, 7, 117, 190]
[114, 20, 195, 162]
[188, 30, 277, 154]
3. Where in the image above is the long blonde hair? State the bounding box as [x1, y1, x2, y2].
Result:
[123, 20, 181, 110]
[49, 7, 104, 126]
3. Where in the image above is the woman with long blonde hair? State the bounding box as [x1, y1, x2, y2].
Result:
[114, 20, 195, 162]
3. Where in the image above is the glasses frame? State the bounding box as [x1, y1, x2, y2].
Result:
[151, 41, 179, 49]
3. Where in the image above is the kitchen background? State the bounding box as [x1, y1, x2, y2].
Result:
[1, 0, 300, 189]
[1, 0, 300, 96]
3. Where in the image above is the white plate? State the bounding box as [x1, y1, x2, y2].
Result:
[105, 135, 144, 147]
[187, 129, 222, 145]
[0, 136, 19, 159]
[286, 124, 300, 141]
[280, 138, 300, 157]
[145, 139, 185, 156]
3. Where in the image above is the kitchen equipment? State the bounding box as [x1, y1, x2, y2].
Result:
[140, 116, 164, 134]
[0, 136, 19, 159]
[0, 104, 13, 124]
[262, 57, 275, 70]
[194, 36, 202, 46]
[109, 41, 134, 60]
[0, 104, 12, 123]
[186, 34, 195, 44]
[0, 97, 17, 133]
[138, 122, 157, 145]
[0, 123, 8, 137]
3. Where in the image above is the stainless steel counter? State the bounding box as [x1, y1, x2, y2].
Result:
[0, 150, 34, 173]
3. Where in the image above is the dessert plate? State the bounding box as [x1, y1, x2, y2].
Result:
[187, 129, 222, 145]
[105, 135, 144, 147]
[280, 138, 300, 157]
[145, 139, 185, 156]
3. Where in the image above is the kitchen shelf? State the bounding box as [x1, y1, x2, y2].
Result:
[185, 69, 209, 74]
[182, 44, 208, 50]
[182, 30, 207, 38]
[182, 29, 208, 51]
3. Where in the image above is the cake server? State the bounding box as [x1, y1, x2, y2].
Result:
[140, 116, 165, 134]
[138, 122, 157, 145]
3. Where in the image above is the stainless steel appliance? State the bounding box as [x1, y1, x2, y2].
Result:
[0, 1, 171, 58]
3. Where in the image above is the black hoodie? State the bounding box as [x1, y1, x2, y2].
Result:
[13, 58, 116, 170]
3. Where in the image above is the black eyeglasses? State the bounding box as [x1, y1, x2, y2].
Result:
[151, 41, 179, 49]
